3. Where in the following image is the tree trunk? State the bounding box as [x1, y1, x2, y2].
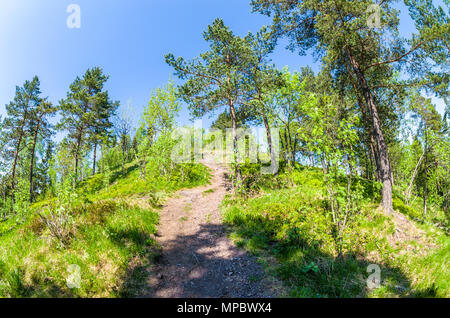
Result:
[122, 139, 125, 175]
[366, 148, 372, 179]
[11, 132, 24, 194]
[406, 148, 425, 203]
[92, 141, 97, 176]
[283, 129, 290, 165]
[229, 99, 241, 183]
[348, 67, 382, 183]
[263, 115, 278, 174]
[423, 128, 428, 216]
[346, 48, 393, 214]
[29, 118, 42, 203]
[292, 136, 298, 168]
[286, 124, 296, 167]
[74, 131, 83, 184]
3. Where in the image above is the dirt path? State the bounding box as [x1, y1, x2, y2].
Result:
[141, 159, 279, 298]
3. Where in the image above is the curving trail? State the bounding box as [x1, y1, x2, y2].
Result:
[142, 158, 280, 298]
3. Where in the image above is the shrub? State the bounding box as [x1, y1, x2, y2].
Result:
[84, 201, 118, 224]
[27, 215, 46, 236]
[37, 204, 74, 247]
[393, 197, 420, 219]
[148, 192, 166, 208]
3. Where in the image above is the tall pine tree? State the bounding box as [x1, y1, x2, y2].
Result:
[166, 18, 253, 184]
[251, 0, 449, 213]
[58, 67, 118, 182]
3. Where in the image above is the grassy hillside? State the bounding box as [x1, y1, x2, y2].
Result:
[222, 165, 449, 298]
[0, 161, 210, 297]
[1, 159, 447, 298]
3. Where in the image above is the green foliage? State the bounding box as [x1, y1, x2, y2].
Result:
[0, 147, 210, 297]
[0, 201, 159, 297]
[393, 197, 420, 220]
[57, 67, 118, 182]
[166, 18, 259, 184]
[223, 166, 449, 298]
[0, 0, 448, 299]
[237, 162, 290, 196]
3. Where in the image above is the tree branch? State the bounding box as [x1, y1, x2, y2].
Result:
[364, 41, 424, 71]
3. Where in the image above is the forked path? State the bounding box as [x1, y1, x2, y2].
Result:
[143, 159, 279, 298]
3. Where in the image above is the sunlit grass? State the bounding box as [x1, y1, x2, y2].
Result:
[0, 160, 210, 297]
[223, 166, 449, 298]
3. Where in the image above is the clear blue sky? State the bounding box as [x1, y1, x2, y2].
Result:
[0, 0, 445, 139]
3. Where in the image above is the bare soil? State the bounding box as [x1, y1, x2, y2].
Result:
[139, 159, 281, 298]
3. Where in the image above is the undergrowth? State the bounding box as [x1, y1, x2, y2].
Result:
[222, 164, 449, 298]
[0, 160, 210, 297]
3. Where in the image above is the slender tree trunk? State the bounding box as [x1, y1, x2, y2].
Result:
[406, 148, 425, 203]
[99, 144, 103, 175]
[29, 118, 42, 203]
[349, 67, 382, 183]
[92, 141, 97, 176]
[229, 98, 241, 183]
[74, 131, 83, 183]
[286, 124, 295, 167]
[292, 136, 298, 168]
[263, 115, 278, 174]
[11, 132, 24, 194]
[423, 128, 428, 216]
[122, 139, 125, 175]
[346, 48, 393, 214]
[74, 150, 79, 182]
[283, 129, 290, 165]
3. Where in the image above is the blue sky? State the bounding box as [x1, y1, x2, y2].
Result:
[0, 0, 445, 139]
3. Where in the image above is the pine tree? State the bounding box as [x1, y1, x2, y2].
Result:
[166, 18, 253, 184]
[251, 0, 449, 213]
[58, 67, 118, 182]
[27, 99, 56, 202]
[241, 26, 282, 173]
[114, 111, 132, 174]
[1, 76, 41, 196]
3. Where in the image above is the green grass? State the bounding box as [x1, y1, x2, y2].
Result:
[184, 203, 192, 213]
[0, 160, 211, 297]
[0, 202, 159, 297]
[80, 162, 210, 202]
[222, 166, 449, 298]
[203, 188, 215, 196]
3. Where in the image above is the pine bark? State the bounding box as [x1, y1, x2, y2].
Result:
[346, 48, 393, 214]
[29, 116, 42, 203]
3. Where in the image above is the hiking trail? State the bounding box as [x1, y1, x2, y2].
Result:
[137, 157, 281, 298]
